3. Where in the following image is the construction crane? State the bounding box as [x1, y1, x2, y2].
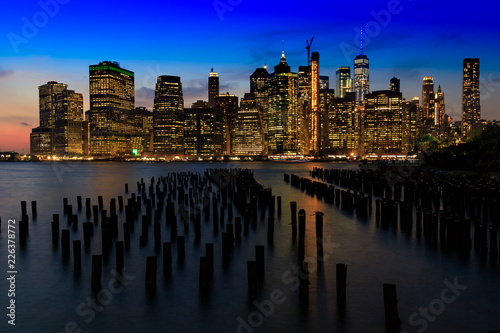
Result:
[306, 37, 314, 65]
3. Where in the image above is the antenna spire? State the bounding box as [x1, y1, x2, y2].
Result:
[360, 28, 363, 56]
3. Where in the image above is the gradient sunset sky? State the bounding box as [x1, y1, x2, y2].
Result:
[1, 0, 499, 153]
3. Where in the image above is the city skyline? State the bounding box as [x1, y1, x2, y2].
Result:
[1, 0, 499, 152]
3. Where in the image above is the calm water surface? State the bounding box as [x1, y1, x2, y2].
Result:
[0, 161, 498, 333]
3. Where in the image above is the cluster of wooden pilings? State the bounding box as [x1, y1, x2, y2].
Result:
[287, 167, 500, 262]
[14, 168, 299, 296]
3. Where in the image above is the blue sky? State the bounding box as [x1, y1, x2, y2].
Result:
[1, 0, 499, 152]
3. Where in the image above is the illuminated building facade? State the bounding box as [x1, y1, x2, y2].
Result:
[250, 66, 269, 112]
[319, 76, 329, 90]
[421, 76, 435, 121]
[37, 81, 68, 154]
[354, 55, 369, 103]
[309, 52, 320, 154]
[215, 93, 239, 155]
[363, 90, 404, 155]
[153, 75, 184, 155]
[328, 92, 359, 154]
[402, 98, 419, 153]
[88, 61, 135, 155]
[208, 69, 219, 107]
[336, 66, 352, 98]
[319, 88, 335, 152]
[462, 58, 480, 137]
[54, 89, 84, 155]
[268, 51, 299, 155]
[184, 107, 224, 156]
[30, 127, 52, 155]
[232, 109, 264, 156]
[434, 86, 445, 135]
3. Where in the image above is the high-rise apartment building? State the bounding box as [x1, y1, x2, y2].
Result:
[232, 109, 264, 156]
[153, 75, 184, 155]
[328, 92, 358, 154]
[215, 93, 239, 155]
[462, 58, 480, 136]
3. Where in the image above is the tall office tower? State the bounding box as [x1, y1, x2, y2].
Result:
[402, 99, 419, 153]
[214, 93, 239, 155]
[390, 77, 400, 93]
[319, 88, 335, 151]
[232, 109, 264, 156]
[319, 76, 329, 90]
[434, 86, 445, 134]
[250, 66, 270, 111]
[363, 90, 404, 155]
[89, 61, 134, 128]
[421, 76, 435, 120]
[354, 31, 369, 103]
[53, 90, 84, 156]
[309, 52, 320, 154]
[336, 67, 352, 98]
[208, 68, 219, 107]
[88, 61, 135, 155]
[184, 106, 224, 156]
[39, 81, 68, 129]
[153, 75, 184, 155]
[328, 92, 359, 154]
[298, 64, 311, 154]
[37, 81, 68, 154]
[462, 58, 480, 136]
[268, 51, 298, 155]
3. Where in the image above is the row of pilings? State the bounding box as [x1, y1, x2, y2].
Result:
[286, 167, 500, 262]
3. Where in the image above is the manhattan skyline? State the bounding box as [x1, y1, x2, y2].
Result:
[1, 0, 499, 153]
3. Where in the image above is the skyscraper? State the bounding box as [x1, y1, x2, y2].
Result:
[153, 75, 184, 155]
[215, 93, 239, 155]
[88, 61, 135, 155]
[53, 89, 84, 156]
[390, 77, 400, 93]
[268, 51, 298, 155]
[250, 66, 269, 111]
[39, 81, 68, 130]
[354, 31, 369, 104]
[184, 106, 224, 156]
[435, 86, 445, 133]
[232, 109, 264, 156]
[336, 67, 352, 98]
[37, 81, 68, 154]
[363, 90, 404, 155]
[309, 52, 320, 154]
[328, 92, 358, 155]
[208, 69, 219, 107]
[462, 58, 480, 136]
[421, 76, 434, 120]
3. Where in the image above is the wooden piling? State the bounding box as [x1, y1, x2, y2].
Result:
[177, 236, 185, 262]
[336, 263, 347, 306]
[256, 245, 264, 281]
[383, 284, 401, 328]
[247, 261, 257, 297]
[316, 212, 324, 258]
[145, 256, 157, 288]
[73, 240, 81, 272]
[116, 241, 124, 271]
[61, 229, 70, 258]
[91, 255, 102, 289]
[163, 242, 172, 276]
